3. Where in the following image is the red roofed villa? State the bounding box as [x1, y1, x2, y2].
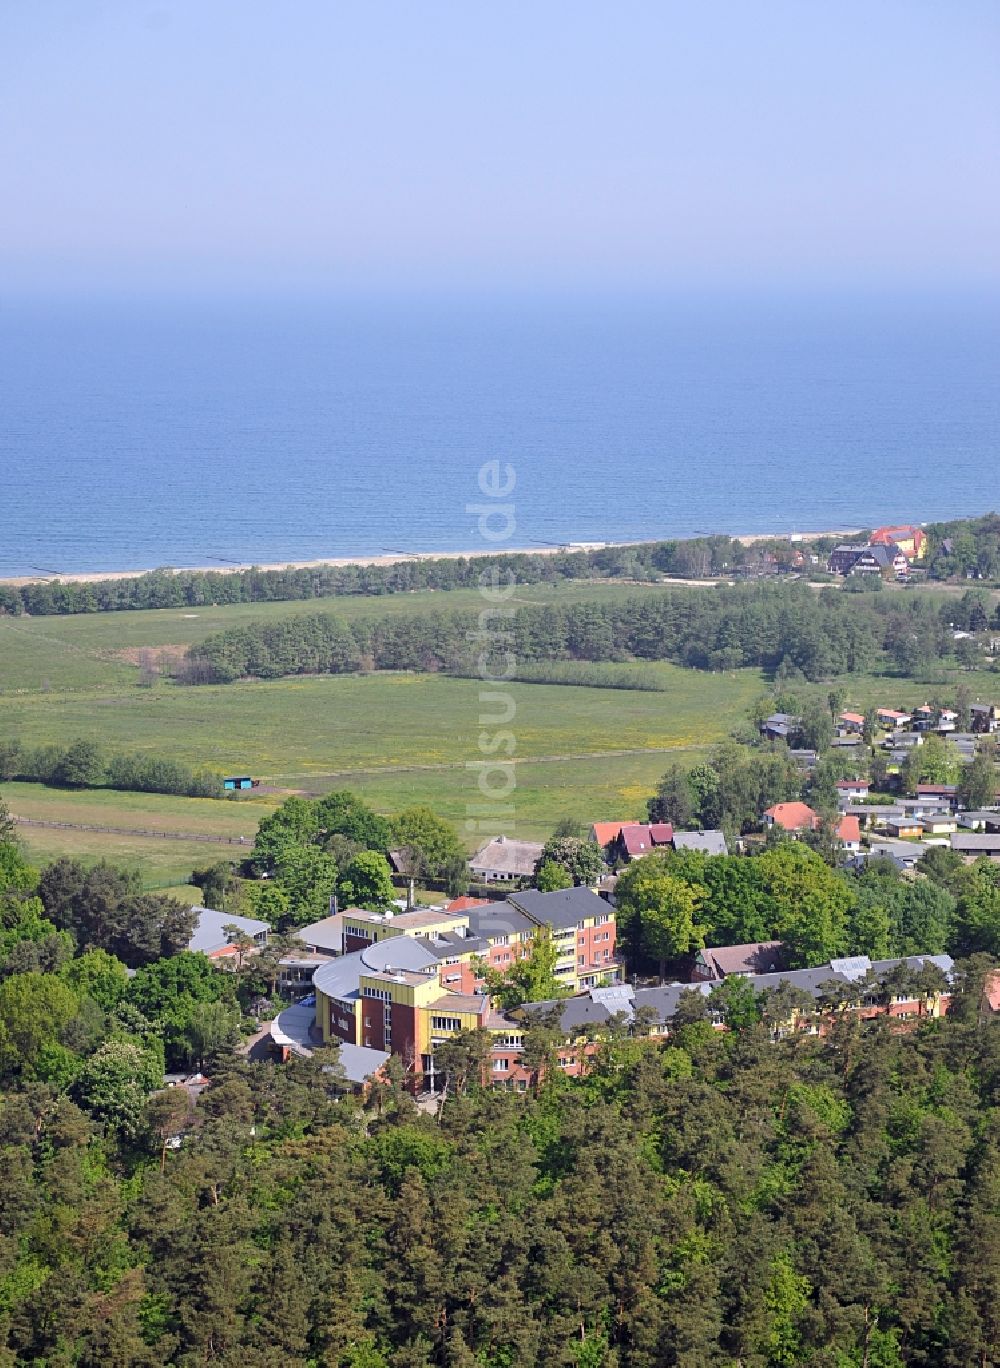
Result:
[870, 525, 926, 560]
[764, 802, 820, 834]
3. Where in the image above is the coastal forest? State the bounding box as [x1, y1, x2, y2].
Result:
[182, 581, 1000, 685]
[0, 945, 999, 1367]
[2, 512, 999, 620]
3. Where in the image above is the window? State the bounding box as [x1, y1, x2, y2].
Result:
[495, 1034, 522, 1049]
[493, 935, 509, 946]
[578, 955, 585, 965]
[432, 1016, 463, 1032]
[492, 1058, 510, 1071]
[596, 914, 609, 925]
[443, 973, 461, 984]
[363, 986, 391, 1002]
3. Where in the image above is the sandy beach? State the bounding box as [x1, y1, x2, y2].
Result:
[0, 529, 864, 588]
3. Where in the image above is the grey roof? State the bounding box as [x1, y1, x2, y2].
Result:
[312, 935, 438, 1001]
[467, 904, 536, 938]
[188, 907, 269, 955]
[270, 1002, 316, 1056]
[673, 830, 729, 856]
[634, 981, 713, 1021]
[867, 839, 925, 864]
[520, 995, 616, 1032]
[520, 951, 957, 1036]
[507, 885, 610, 931]
[590, 983, 637, 1017]
[469, 836, 543, 877]
[419, 928, 492, 959]
[952, 833, 1000, 853]
[337, 1042, 391, 1085]
[294, 914, 344, 954]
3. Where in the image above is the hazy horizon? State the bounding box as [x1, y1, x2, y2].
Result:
[3, 1, 998, 297]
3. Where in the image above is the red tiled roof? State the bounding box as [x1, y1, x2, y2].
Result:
[836, 815, 861, 844]
[621, 825, 656, 857]
[835, 779, 869, 790]
[620, 822, 674, 857]
[872, 524, 924, 546]
[591, 821, 629, 847]
[839, 711, 865, 725]
[446, 895, 491, 913]
[764, 801, 819, 832]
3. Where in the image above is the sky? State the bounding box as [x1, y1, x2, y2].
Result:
[2, 1, 998, 296]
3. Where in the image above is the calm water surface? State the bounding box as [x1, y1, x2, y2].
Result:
[1, 292, 997, 575]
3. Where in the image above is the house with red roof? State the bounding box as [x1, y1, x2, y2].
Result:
[871, 525, 926, 560]
[835, 814, 862, 852]
[763, 802, 820, 835]
[618, 822, 674, 861]
[590, 821, 631, 850]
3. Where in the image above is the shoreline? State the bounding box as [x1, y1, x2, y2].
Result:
[0, 529, 865, 588]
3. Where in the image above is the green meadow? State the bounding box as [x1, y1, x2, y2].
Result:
[0, 580, 654, 694]
[3, 579, 995, 879]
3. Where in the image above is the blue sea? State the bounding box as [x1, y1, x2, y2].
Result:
[1, 291, 998, 577]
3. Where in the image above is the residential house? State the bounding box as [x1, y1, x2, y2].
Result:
[836, 778, 870, 804]
[469, 834, 544, 883]
[691, 941, 785, 982]
[887, 817, 923, 839]
[877, 708, 912, 729]
[951, 833, 1000, 861]
[916, 783, 959, 810]
[672, 830, 729, 856]
[763, 801, 819, 834]
[835, 814, 862, 852]
[838, 710, 866, 734]
[828, 544, 866, 576]
[590, 821, 631, 852]
[614, 822, 674, 862]
[957, 811, 1000, 832]
[870, 524, 927, 559]
[865, 839, 925, 871]
[187, 908, 269, 962]
[760, 712, 801, 742]
[971, 703, 1000, 734]
[854, 544, 910, 578]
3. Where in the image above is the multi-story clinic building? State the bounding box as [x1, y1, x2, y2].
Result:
[312, 887, 619, 1090]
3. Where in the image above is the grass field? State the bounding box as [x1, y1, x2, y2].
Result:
[0, 659, 765, 863]
[0, 581, 658, 694]
[3, 578, 996, 881]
